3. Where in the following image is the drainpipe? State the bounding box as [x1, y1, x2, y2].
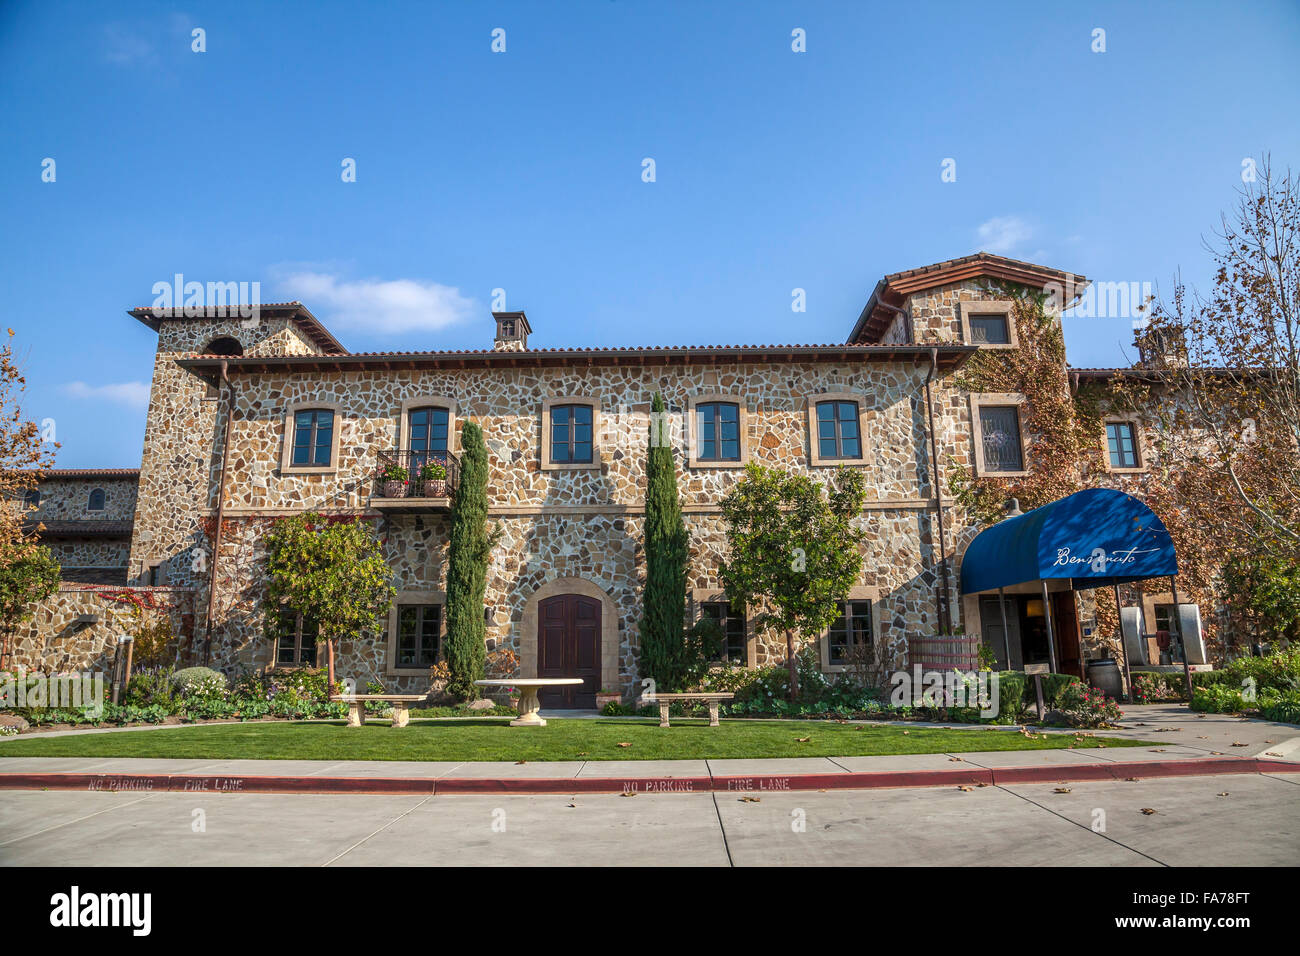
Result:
[202, 360, 235, 666]
[923, 348, 954, 634]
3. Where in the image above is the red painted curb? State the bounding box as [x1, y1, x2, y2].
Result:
[0, 757, 1293, 796]
[435, 776, 713, 795]
[989, 757, 1264, 785]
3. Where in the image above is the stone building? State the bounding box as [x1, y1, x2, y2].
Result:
[13, 253, 1210, 701]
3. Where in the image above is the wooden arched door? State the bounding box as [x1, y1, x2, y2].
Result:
[537, 593, 601, 709]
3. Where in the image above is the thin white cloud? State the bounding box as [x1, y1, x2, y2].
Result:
[976, 216, 1033, 255]
[62, 381, 151, 409]
[102, 24, 156, 65]
[274, 270, 477, 334]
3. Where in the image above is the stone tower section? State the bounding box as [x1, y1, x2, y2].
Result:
[125, 303, 346, 603]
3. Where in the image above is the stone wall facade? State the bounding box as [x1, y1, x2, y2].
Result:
[9, 586, 195, 674]
[179, 353, 969, 694]
[17, 257, 1216, 692]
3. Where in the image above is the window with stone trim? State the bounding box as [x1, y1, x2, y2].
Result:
[269, 607, 318, 667]
[814, 400, 862, 460]
[959, 300, 1019, 350]
[695, 401, 741, 462]
[407, 406, 450, 461]
[701, 601, 747, 665]
[978, 405, 1024, 472]
[291, 409, 335, 467]
[549, 403, 594, 464]
[827, 599, 872, 666]
[395, 604, 441, 668]
[87, 488, 106, 511]
[968, 314, 1011, 345]
[1105, 420, 1142, 470]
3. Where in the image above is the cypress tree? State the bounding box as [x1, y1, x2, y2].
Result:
[639, 392, 690, 689]
[445, 421, 492, 699]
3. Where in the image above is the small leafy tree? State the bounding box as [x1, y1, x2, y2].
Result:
[719, 463, 867, 698]
[639, 392, 694, 690]
[1223, 551, 1300, 645]
[263, 513, 394, 689]
[0, 545, 60, 665]
[0, 329, 58, 667]
[445, 422, 499, 700]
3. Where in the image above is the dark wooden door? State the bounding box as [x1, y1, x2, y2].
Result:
[1051, 591, 1083, 678]
[537, 594, 600, 709]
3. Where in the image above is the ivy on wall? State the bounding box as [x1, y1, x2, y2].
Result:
[946, 283, 1220, 654]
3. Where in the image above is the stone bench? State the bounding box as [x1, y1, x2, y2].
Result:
[648, 692, 735, 728]
[330, 694, 427, 728]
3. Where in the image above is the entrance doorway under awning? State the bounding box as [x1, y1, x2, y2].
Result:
[959, 488, 1183, 689]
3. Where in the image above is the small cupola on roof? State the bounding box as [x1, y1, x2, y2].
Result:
[492, 310, 531, 352]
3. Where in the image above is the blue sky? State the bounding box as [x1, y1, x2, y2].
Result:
[2, 0, 1298, 467]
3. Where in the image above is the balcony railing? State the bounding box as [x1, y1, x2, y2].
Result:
[372, 449, 460, 502]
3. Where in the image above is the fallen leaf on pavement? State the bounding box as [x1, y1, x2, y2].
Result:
[620, 791, 637, 798]
[739, 796, 760, 803]
[1139, 808, 1157, 815]
[1053, 787, 1072, 794]
[1217, 792, 1230, 797]
[957, 785, 973, 792]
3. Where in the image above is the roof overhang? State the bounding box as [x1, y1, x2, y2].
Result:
[176, 343, 978, 384]
[848, 253, 1091, 344]
[128, 302, 347, 355]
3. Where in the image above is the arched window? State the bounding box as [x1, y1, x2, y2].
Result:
[203, 336, 244, 356]
[88, 488, 106, 511]
[23, 488, 40, 509]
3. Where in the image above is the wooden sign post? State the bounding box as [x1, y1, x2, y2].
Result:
[1024, 662, 1050, 721]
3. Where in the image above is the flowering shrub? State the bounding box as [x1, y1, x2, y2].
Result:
[1131, 672, 1181, 704]
[172, 666, 227, 698]
[1056, 681, 1123, 728]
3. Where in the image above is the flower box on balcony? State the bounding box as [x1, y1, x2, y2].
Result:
[379, 463, 409, 498]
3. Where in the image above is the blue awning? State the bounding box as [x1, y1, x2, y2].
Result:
[959, 488, 1178, 594]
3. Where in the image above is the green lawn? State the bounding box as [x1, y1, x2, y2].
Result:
[0, 718, 1148, 762]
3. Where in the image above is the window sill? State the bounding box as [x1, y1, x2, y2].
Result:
[540, 459, 601, 472]
[808, 457, 866, 468]
[688, 459, 746, 470]
[281, 465, 338, 476]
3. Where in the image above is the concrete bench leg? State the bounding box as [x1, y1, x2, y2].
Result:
[708, 701, 720, 727]
[390, 702, 410, 728]
[659, 701, 671, 728]
[346, 701, 365, 727]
